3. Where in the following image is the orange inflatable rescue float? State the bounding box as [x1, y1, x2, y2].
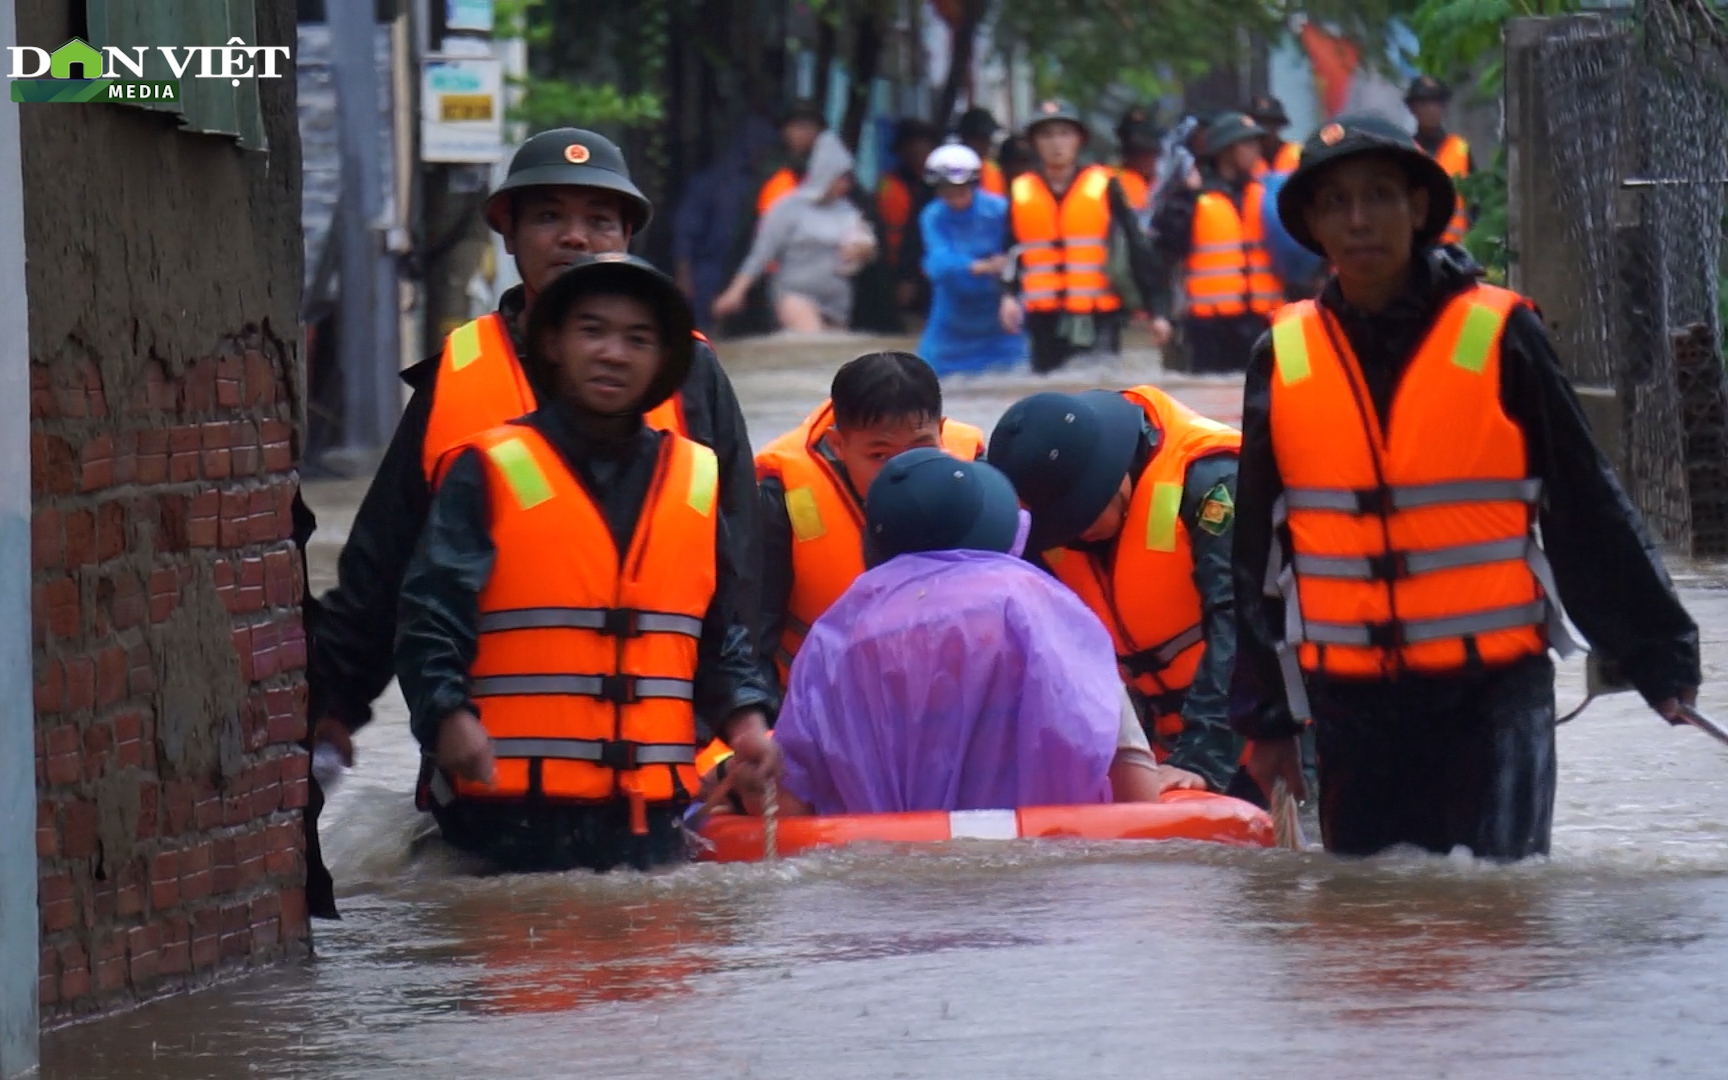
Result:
[695, 790, 1274, 862]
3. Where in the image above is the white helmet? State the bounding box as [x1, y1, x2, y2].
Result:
[924, 142, 983, 187]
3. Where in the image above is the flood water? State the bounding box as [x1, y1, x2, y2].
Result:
[41, 338, 1728, 1078]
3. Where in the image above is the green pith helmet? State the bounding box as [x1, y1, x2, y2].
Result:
[1204, 112, 1267, 158]
[483, 128, 652, 235]
[1025, 98, 1090, 141]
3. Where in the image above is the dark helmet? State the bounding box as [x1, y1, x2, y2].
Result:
[780, 98, 827, 129]
[987, 390, 1144, 555]
[523, 253, 695, 416]
[1204, 111, 1268, 158]
[863, 448, 1024, 569]
[1025, 98, 1090, 140]
[1115, 106, 1162, 152]
[1276, 114, 1457, 256]
[1246, 94, 1291, 128]
[1405, 75, 1453, 104]
[483, 128, 651, 234]
[955, 106, 1001, 143]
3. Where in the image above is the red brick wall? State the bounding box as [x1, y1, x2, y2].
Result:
[30, 340, 311, 1020]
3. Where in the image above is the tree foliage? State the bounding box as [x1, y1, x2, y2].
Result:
[495, 0, 661, 131]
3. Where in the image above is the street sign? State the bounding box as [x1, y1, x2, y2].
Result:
[446, 0, 495, 33]
[421, 54, 502, 163]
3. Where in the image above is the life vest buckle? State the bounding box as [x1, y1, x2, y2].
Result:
[599, 739, 641, 770]
[598, 675, 641, 705]
[1354, 487, 1394, 515]
[1365, 552, 1409, 581]
[1363, 621, 1407, 649]
[601, 608, 641, 638]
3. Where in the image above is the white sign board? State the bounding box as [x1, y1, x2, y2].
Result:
[446, 0, 495, 33]
[421, 54, 503, 163]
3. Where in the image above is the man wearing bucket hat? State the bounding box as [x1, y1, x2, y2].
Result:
[1000, 99, 1159, 373]
[1246, 94, 1302, 174]
[1230, 115, 1699, 858]
[1405, 76, 1474, 245]
[302, 131, 759, 900]
[1148, 111, 1282, 374]
[988, 387, 1245, 797]
[769, 448, 1164, 816]
[954, 106, 1007, 195]
[395, 253, 775, 871]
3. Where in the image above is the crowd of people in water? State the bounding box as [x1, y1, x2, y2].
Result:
[297, 86, 1702, 912]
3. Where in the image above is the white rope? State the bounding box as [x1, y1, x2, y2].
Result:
[761, 775, 779, 861]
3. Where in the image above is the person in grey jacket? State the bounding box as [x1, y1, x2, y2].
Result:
[713, 131, 877, 331]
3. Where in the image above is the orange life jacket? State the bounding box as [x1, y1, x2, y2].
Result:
[1009, 165, 1123, 314]
[755, 401, 986, 681]
[878, 173, 914, 266]
[757, 167, 799, 217]
[1272, 141, 1302, 174]
[1185, 183, 1283, 318]
[421, 312, 694, 482]
[980, 159, 1006, 196]
[1430, 133, 1471, 246]
[448, 423, 720, 818]
[1041, 386, 1241, 745]
[1266, 284, 1571, 718]
[1115, 168, 1152, 214]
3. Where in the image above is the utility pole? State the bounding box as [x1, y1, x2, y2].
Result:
[0, 0, 42, 1068]
[329, 0, 400, 457]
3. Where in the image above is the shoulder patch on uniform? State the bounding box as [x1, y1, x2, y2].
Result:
[1196, 481, 1235, 536]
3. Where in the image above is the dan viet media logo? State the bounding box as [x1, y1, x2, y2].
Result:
[8, 36, 290, 104]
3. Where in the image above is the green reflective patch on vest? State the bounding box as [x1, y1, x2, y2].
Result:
[687, 446, 718, 517]
[1273, 317, 1310, 385]
[786, 486, 826, 543]
[1145, 482, 1183, 552]
[1042, 548, 1067, 566]
[448, 319, 485, 372]
[486, 437, 553, 510]
[1453, 303, 1502, 373]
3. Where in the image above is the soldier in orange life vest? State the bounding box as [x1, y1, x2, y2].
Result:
[302, 131, 758, 902]
[755, 351, 985, 689]
[397, 254, 776, 872]
[757, 100, 826, 218]
[1406, 76, 1473, 246]
[955, 107, 1007, 196]
[1246, 95, 1302, 174]
[877, 118, 940, 313]
[1000, 100, 1160, 373]
[1232, 115, 1700, 858]
[1148, 112, 1282, 375]
[1113, 107, 1161, 232]
[988, 387, 1246, 796]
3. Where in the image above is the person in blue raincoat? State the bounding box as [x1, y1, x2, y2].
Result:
[916, 144, 1026, 375]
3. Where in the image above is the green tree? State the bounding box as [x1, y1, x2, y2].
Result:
[495, 0, 662, 131]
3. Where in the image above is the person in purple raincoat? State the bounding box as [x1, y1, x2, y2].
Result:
[771, 448, 1163, 816]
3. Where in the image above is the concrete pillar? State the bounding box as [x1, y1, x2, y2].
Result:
[0, 0, 43, 1069]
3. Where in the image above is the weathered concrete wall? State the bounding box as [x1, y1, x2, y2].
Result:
[21, 0, 310, 1022]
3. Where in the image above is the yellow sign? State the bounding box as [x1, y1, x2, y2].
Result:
[439, 93, 493, 122]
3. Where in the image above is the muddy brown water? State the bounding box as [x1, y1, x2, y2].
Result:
[41, 338, 1728, 1078]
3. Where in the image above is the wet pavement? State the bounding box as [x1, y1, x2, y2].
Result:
[40, 335, 1728, 1078]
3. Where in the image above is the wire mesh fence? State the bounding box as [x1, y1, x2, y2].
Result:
[1523, 2, 1728, 555]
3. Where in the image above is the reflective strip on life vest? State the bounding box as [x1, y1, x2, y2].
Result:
[1282, 477, 1543, 514]
[478, 606, 704, 638]
[1292, 536, 1533, 579]
[490, 737, 696, 766]
[487, 437, 555, 510]
[1119, 622, 1205, 678]
[471, 674, 696, 701]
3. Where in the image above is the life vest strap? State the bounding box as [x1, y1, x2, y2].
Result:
[471, 673, 696, 703]
[478, 605, 703, 640]
[1119, 623, 1205, 678]
[1301, 599, 1548, 648]
[1291, 536, 1533, 581]
[490, 737, 696, 768]
[1284, 477, 1542, 515]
